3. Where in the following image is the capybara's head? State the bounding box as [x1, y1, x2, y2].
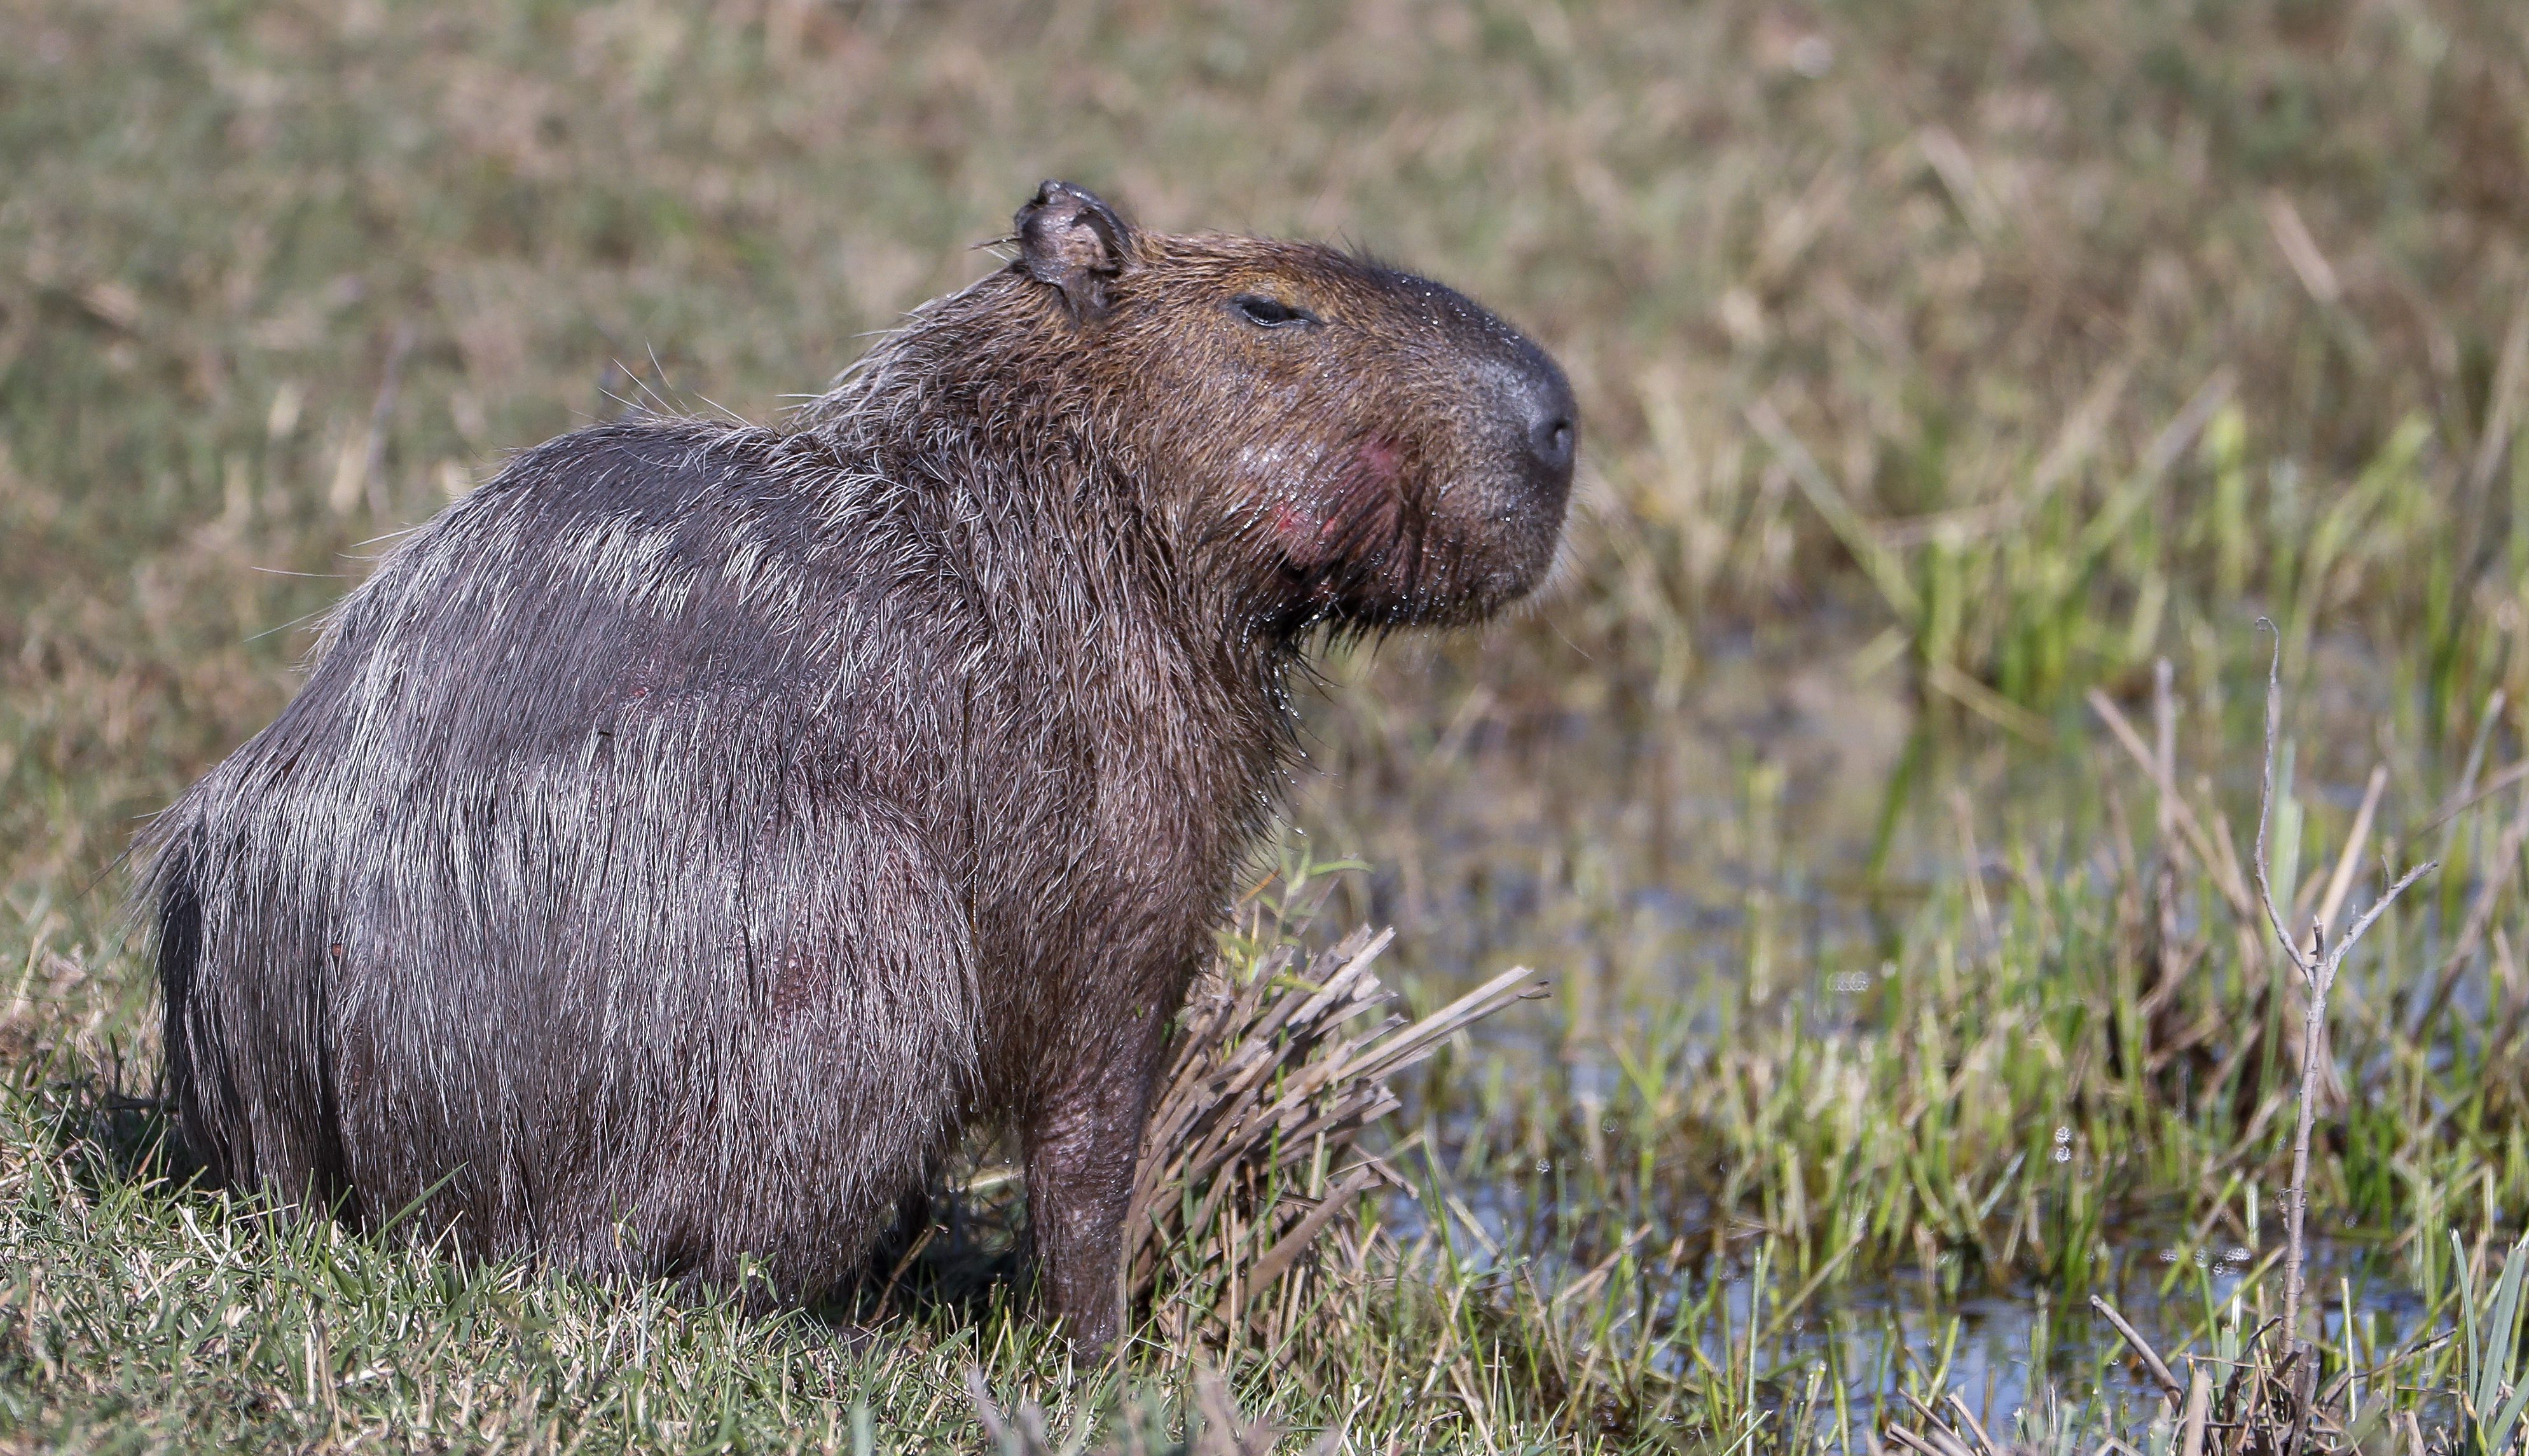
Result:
[834, 182, 1578, 637]
[1012, 182, 1575, 631]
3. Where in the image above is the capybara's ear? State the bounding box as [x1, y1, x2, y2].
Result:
[1015, 181, 1133, 321]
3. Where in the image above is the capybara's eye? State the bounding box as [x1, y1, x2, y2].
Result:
[1231, 294, 1318, 329]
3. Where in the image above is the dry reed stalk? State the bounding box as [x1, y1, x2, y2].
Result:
[2092, 675, 2294, 1089]
[2091, 1295, 2184, 1408]
[1891, 1389, 2011, 1456]
[1123, 925, 1546, 1349]
[2305, 765, 2385, 932]
[2469, 294, 2529, 506]
[2262, 192, 2343, 307]
[2180, 1365, 2210, 1456]
[2087, 686, 2261, 931]
[2407, 776, 2529, 1035]
[2413, 718, 2520, 846]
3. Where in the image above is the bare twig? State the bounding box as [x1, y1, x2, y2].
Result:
[2249, 621, 2436, 1354]
[869, 1223, 935, 1326]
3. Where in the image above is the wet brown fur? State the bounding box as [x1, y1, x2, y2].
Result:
[143, 182, 1575, 1349]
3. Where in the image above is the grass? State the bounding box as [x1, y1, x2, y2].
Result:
[0, 883, 1555, 1453]
[11, 0, 2529, 1449]
[14, 808, 2529, 1451]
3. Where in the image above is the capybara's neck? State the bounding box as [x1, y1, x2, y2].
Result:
[795, 273, 1306, 864]
[801, 269, 1309, 736]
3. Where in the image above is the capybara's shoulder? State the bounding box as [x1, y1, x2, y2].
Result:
[459, 415, 834, 537]
[363, 416, 897, 629]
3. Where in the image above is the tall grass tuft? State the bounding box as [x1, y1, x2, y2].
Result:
[2457, 1231, 2529, 1456]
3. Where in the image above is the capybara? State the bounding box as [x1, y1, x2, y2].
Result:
[142, 181, 1575, 1349]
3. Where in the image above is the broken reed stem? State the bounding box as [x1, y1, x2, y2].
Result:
[2179, 1364, 2210, 1456]
[2310, 764, 2385, 932]
[2091, 1294, 2184, 1407]
[2086, 684, 2261, 937]
[2250, 621, 2436, 1356]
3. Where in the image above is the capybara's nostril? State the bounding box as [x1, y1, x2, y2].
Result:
[1532, 413, 1575, 474]
[1519, 368, 1578, 482]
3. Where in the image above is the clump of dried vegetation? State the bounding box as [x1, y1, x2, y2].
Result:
[1126, 919, 1548, 1358]
[11, 0, 2529, 1450]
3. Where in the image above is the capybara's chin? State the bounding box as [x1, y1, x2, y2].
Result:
[1353, 451, 1575, 629]
[141, 179, 1576, 1352]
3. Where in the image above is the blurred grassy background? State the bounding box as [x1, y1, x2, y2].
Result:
[8, 0, 2526, 905]
[10, 0, 2529, 1447]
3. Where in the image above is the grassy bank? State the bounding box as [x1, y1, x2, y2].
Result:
[13, 741, 2529, 1452]
[10, 0, 2529, 1449]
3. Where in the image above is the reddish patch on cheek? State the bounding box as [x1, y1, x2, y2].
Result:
[1274, 435, 1407, 567]
[1352, 435, 1407, 488]
[1269, 500, 1311, 540]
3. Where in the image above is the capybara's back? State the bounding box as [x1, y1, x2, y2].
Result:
[148, 182, 1575, 1345]
[151, 420, 982, 1300]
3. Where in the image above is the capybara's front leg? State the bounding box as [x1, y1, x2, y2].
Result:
[1023, 1033, 1163, 1354]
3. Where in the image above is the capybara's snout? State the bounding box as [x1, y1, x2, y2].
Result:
[1508, 346, 1578, 499]
[1482, 336, 1579, 586]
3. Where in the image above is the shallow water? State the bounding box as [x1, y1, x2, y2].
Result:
[1384, 1174, 2442, 1439]
[1290, 619, 2455, 1438]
